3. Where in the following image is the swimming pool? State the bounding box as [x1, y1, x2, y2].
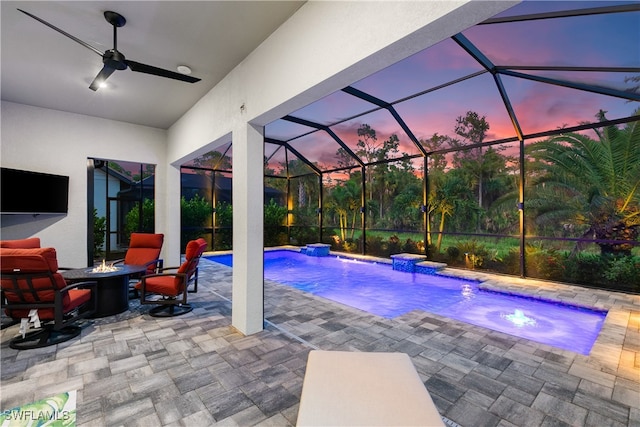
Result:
[207, 250, 608, 355]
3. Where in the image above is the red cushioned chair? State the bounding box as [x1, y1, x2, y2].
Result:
[0, 247, 97, 350]
[0, 238, 42, 329]
[0, 237, 42, 248]
[113, 233, 164, 297]
[135, 238, 207, 317]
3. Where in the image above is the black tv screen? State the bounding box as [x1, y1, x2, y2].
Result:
[1, 167, 69, 214]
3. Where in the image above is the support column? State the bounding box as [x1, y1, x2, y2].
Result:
[519, 138, 526, 278]
[361, 165, 366, 255]
[318, 174, 323, 242]
[232, 123, 265, 335]
[164, 165, 182, 268]
[423, 157, 429, 258]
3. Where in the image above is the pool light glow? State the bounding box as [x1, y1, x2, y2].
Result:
[502, 309, 537, 328]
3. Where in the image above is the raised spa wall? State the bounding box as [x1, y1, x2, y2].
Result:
[300, 245, 447, 276]
[300, 243, 331, 257]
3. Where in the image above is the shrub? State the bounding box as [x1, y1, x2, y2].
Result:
[343, 239, 358, 253]
[214, 201, 232, 250]
[291, 227, 319, 246]
[402, 239, 420, 254]
[181, 195, 213, 248]
[125, 198, 155, 237]
[93, 208, 106, 258]
[500, 248, 521, 275]
[264, 199, 288, 247]
[365, 235, 385, 257]
[563, 253, 608, 287]
[524, 245, 564, 281]
[602, 255, 640, 292]
[215, 201, 232, 227]
[387, 235, 401, 255]
[446, 246, 461, 262]
[456, 240, 488, 269]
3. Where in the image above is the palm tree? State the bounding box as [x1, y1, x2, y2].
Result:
[328, 179, 361, 241]
[526, 110, 640, 256]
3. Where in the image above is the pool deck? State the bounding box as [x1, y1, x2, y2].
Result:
[1, 253, 638, 426]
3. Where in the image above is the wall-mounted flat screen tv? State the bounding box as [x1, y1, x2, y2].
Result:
[1, 167, 69, 214]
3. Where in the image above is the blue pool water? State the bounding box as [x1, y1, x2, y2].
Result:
[207, 250, 607, 355]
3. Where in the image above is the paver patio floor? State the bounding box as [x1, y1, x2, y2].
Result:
[2, 253, 638, 426]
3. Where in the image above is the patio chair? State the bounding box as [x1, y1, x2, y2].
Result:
[0, 237, 41, 248]
[0, 247, 97, 350]
[113, 233, 164, 297]
[0, 239, 44, 329]
[135, 238, 207, 317]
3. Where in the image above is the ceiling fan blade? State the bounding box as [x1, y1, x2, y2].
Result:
[126, 60, 201, 83]
[17, 9, 104, 57]
[89, 66, 117, 91]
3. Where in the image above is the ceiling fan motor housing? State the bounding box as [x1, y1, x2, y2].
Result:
[104, 49, 127, 70]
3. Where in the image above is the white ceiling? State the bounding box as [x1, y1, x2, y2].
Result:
[1, 1, 305, 129]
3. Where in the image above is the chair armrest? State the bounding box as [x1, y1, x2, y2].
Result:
[56, 280, 98, 327]
[155, 266, 181, 273]
[140, 271, 186, 280]
[141, 258, 163, 270]
[113, 259, 163, 269]
[59, 280, 98, 293]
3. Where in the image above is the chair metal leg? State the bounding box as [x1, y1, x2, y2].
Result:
[148, 303, 192, 317]
[9, 325, 81, 350]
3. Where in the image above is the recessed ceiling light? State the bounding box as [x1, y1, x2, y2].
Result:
[177, 65, 192, 75]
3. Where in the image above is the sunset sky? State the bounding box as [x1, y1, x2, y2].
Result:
[262, 0, 639, 176]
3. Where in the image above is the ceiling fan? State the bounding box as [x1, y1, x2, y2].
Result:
[18, 9, 201, 91]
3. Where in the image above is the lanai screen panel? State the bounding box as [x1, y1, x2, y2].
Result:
[264, 143, 288, 177]
[289, 91, 377, 126]
[465, 4, 639, 69]
[182, 142, 232, 171]
[287, 131, 345, 171]
[329, 108, 422, 162]
[265, 119, 316, 141]
[519, 70, 639, 94]
[395, 73, 520, 146]
[350, 37, 486, 103]
[501, 75, 639, 136]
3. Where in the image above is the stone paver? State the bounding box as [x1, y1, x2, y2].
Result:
[2, 252, 638, 426]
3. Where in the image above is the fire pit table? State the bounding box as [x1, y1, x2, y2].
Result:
[61, 264, 147, 318]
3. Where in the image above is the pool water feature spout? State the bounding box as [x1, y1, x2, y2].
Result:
[502, 309, 537, 327]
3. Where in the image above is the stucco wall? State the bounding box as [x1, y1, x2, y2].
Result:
[0, 101, 167, 268]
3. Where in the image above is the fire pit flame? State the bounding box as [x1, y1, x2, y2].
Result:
[92, 260, 120, 273]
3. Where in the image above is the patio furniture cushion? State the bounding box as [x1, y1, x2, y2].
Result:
[1, 247, 59, 278]
[138, 275, 178, 296]
[175, 238, 207, 287]
[121, 233, 164, 274]
[0, 237, 41, 248]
